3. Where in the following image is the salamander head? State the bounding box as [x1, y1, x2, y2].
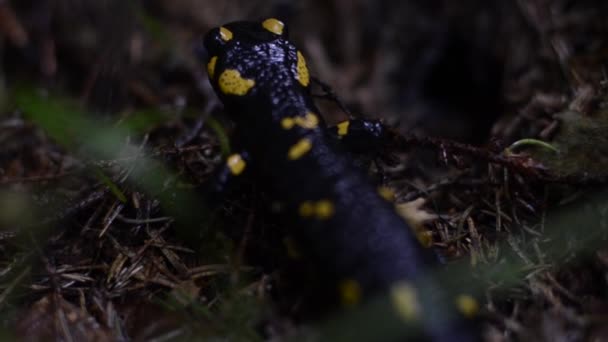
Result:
[200, 18, 310, 101]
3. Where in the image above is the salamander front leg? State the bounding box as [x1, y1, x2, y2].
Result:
[327, 119, 399, 183]
[328, 118, 392, 155]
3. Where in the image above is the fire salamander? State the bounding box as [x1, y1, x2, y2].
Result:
[200, 18, 479, 341]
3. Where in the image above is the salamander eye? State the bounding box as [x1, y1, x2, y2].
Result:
[202, 27, 232, 60]
[262, 18, 288, 37]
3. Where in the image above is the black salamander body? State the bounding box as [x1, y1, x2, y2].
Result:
[201, 18, 478, 341]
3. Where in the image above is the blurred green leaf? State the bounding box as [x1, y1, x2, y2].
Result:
[15, 88, 213, 241]
[117, 109, 171, 133]
[206, 117, 231, 157]
[93, 167, 127, 203]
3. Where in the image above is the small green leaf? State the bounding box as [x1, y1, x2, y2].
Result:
[93, 167, 127, 203]
[206, 117, 231, 157]
[506, 138, 559, 154]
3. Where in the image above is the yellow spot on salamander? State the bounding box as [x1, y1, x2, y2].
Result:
[377, 186, 396, 202]
[295, 112, 319, 129]
[337, 121, 350, 136]
[298, 199, 335, 220]
[262, 18, 284, 35]
[226, 153, 246, 175]
[282, 112, 320, 130]
[207, 56, 217, 79]
[283, 236, 301, 259]
[219, 27, 233, 41]
[298, 201, 315, 217]
[339, 279, 362, 308]
[315, 200, 335, 219]
[287, 138, 312, 160]
[219, 69, 255, 96]
[390, 281, 420, 322]
[296, 51, 310, 87]
[455, 294, 480, 318]
[281, 117, 295, 129]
